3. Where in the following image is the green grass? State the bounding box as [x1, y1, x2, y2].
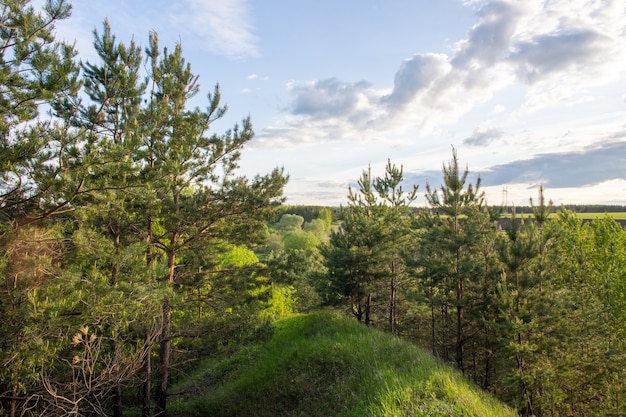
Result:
[572, 212, 626, 220]
[168, 312, 516, 417]
[503, 212, 626, 220]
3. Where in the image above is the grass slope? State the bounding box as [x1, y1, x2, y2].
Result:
[169, 312, 516, 417]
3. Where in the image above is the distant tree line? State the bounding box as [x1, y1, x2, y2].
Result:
[500, 204, 626, 214]
[274, 205, 339, 224]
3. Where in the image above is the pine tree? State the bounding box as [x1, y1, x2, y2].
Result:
[139, 33, 287, 416]
[1, 7, 287, 415]
[371, 160, 418, 333]
[0, 2, 82, 415]
[71, 21, 157, 416]
[531, 210, 626, 416]
[494, 206, 541, 412]
[323, 161, 417, 331]
[0, 0, 82, 233]
[421, 148, 495, 373]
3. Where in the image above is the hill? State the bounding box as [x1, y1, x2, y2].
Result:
[168, 312, 516, 417]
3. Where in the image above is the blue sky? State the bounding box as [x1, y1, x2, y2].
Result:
[55, 0, 626, 206]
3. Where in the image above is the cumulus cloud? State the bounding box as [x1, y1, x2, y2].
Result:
[401, 139, 626, 193]
[452, 1, 523, 68]
[482, 140, 626, 187]
[289, 78, 373, 119]
[509, 29, 611, 84]
[262, 0, 625, 149]
[269, 0, 626, 204]
[463, 127, 504, 146]
[382, 53, 450, 110]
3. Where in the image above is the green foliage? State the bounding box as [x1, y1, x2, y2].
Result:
[303, 218, 330, 243]
[218, 244, 260, 268]
[265, 246, 325, 312]
[168, 312, 516, 417]
[274, 213, 305, 232]
[0, 0, 82, 232]
[417, 148, 499, 374]
[282, 229, 320, 250]
[321, 211, 380, 318]
[275, 205, 336, 223]
[259, 284, 298, 322]
[0, 3, 287, 415]
[0, 224, 69, 407]
[323, 161, 418, 331]
[318, 207, 333, 231]
[260, 208, 330, 314]
[529, 209, 626, 416]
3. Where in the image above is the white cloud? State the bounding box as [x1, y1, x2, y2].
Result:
[248, 0, 626, 205]
[452, 1, 524, 68]
[492, 104, 506, 114]
[288, 78, 374, 120]
[176, 0, 259, 59]
[56, 0, 260, 61]
[508, 0, 626, 109]
[258, 0, 626, 157]
[383, 53, 451, 110]
[463, 127, 504, 146]
[509, 29, 610, 83]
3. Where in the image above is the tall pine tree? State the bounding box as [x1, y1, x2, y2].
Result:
[140, 33, 287, 416]
[421, 148, 496, 372]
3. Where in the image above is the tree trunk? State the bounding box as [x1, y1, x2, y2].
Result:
[483, 348, 491, 389]
[146, 216, 154, 266]
[166, 248, 176, 283]
[352, 300, 363, 323]
[430, 300, 436, 355]
[456, 277, 464, 372]
[155, 300, 172, 417]
[111, 338, 123, 417]
[389, 276, 397, 333]
[113, 384, 123, 417]
[365, 293, 372, 326]
[111, 230, 120, 287]
[109, 236, 122, 417]
[8, 385, 16, 417]
[142, 333, 152, 417]
[455, 244, 464, 373]
[442, 304, 449, 362]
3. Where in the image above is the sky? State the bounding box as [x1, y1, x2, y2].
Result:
[53, 0, 626, 207]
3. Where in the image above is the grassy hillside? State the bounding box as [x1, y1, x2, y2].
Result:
[168, 312, 516, 417]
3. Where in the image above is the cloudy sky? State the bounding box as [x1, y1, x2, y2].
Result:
[55, 0, 626, 206]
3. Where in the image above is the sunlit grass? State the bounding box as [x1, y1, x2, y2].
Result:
[502, 212, 626, 220]
[573, 212, 626, 220]
[168, 312, 516, 417]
